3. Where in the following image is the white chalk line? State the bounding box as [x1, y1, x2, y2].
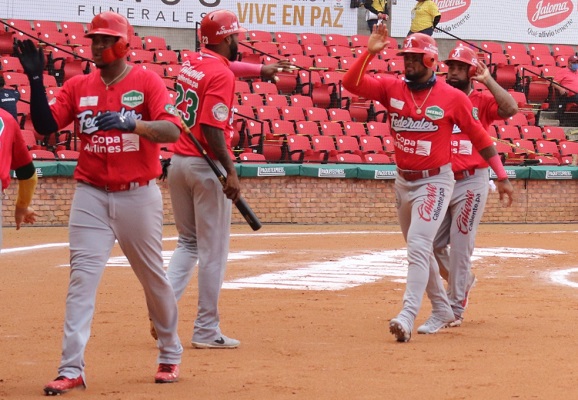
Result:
[1, 231, 576, 290]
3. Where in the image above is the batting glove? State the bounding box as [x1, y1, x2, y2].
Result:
[14, 39, 45, 82]
[96, 112, 136, 132]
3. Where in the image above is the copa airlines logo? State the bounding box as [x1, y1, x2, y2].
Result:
[527, 0, 573, 28]
[436, 0, 471, 23]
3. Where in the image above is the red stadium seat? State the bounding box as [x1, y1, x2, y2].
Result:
[350, 34, 369, 48]
[56, 150, 80, 160]
[246, 30, 272, 42]
[343, 122, 367, 139]
[29, 149, 56, 160]
[359, 136, 384, 154]
[303, 44, 329, 57]
[497, 125, 521, 141]
[304, 107, 329, 123]
[520, 125, 544, 141]
[335, 153, 363, 163]
[274, 31, 299, 44]
[542, 126, 566, 142]
[154, 50, 179, 64]
[325, 34, 349, 48]
[264, 94, 289, 108]
[295, 120, 320, 137]
[239, 152, 267, 163]
[290, 94, 314, 108]
[319, 121, 344, 137]
[535, 139, 560, 156]
[300, 33, 324, 46]
[143, 35, 167, 50]
[559, 140, 578, 156]
[335, 135, 360, 154]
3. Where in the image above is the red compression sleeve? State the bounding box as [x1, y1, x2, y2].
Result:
[487, 154, 508, 181]
[342, 50, 375, 93]
[229, 62, 262, 78]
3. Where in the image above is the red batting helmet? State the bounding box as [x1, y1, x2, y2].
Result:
[569, 55, 578, 63]
[85, 12, 133, 63]
[200, 10, 246, 46]
[397, 33, 438, 70]
[444, 45, 479, 78]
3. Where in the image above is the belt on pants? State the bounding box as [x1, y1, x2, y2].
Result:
[453, 168, 477, 181]
[78, 180, 151, 193]
[396, 167, 441, 182]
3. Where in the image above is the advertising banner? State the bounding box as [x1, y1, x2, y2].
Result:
[0, 0, 358, 35]
[391, 0, 578, 45]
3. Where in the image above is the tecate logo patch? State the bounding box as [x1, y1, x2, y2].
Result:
[527, 0, 573, 28]
[436, 0, 470, 23]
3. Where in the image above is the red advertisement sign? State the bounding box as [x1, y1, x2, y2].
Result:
[436, 0, 471, 23]
[527, 0, 573, 28]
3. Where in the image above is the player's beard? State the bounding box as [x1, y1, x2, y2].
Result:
[228, 41, 238, 62]
[404, 67, 429, 82]
[447, 78, 471, 92]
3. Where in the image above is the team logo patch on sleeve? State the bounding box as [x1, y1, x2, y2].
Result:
[472, 107, 479, 120]
[212, 103, 229, 122]
[165, 104, 179, 116]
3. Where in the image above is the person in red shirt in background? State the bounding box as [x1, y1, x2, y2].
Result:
[342, 24, 514, 343]
[0, 107, 37, 248]
[426, 45, 518, 331]
[16, 11, 183, 395]
[554, 55, 578, 123]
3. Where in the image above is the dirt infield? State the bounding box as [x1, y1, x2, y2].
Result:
[1, 224, 578, 400]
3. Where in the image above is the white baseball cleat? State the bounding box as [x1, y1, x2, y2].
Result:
[389, 318, 412, 342]
[192, 335, 240, 349]
[417, 312, 455, 334]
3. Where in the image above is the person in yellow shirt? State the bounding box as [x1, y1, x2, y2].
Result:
[364, 0, 388, 32]
[409, 0, 441, 36]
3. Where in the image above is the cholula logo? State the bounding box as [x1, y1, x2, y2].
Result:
[122, 91, 144, 108]
[425, 106, 444, 120]
[527, 0, 573, 28]
[435, 0, 471, 23]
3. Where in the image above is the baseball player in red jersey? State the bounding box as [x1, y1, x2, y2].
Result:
[166, 9, 243, 349]
[342, 24, 514, 342]
[0, 108, 38, 248]
[15, 12, 183, 395]
[148, 56, 292, 341]
[424, 45, 518, 331]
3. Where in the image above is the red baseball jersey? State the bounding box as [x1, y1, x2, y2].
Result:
[173, 49, 235, 159]
[0, 109, 32, 190]
[450, 90, 500, 172]
[343, 51, 493, 171]
[49, 66, 180, 187]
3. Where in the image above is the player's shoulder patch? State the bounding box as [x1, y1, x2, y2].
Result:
[165, 104, 179, 116]
[0, 117, 4, 137]
[472, 107, 479, 120]
[212, 103, 229, 122]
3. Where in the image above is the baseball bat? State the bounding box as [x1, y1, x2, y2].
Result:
[178, 117, 262, 231]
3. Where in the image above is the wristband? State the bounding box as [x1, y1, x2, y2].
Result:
[487, 154, 508, 181]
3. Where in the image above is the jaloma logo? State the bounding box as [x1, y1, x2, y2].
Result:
[122, 91, 145, 108]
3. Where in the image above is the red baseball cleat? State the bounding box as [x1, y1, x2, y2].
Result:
[43, 375, 86, 395]
[154, 363, 179, 383]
